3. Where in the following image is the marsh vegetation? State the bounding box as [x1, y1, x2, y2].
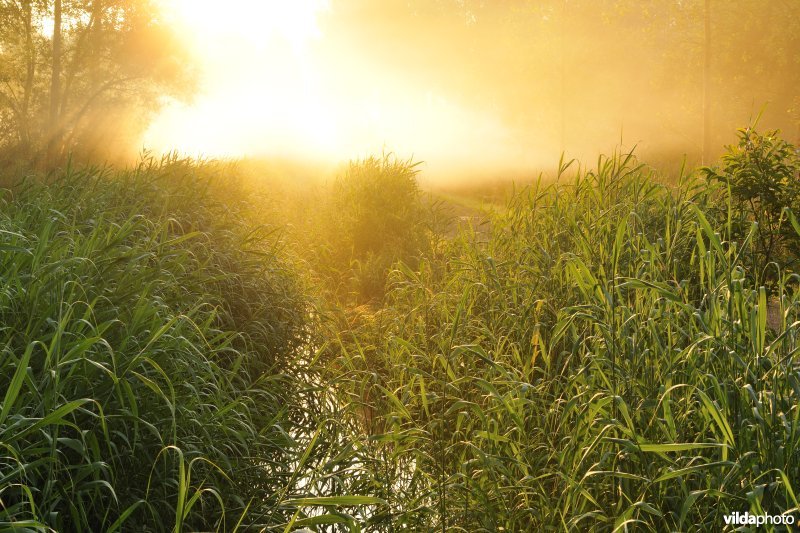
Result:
[1, 128, 799, 530]
[2, 0, 800, 530]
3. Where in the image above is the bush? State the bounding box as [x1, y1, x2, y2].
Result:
[703, 127, 800, 283]
[319, 154, 430, 304]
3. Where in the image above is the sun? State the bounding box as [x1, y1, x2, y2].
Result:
[145, 0, 335, 158]
[144, 0, 532, 175]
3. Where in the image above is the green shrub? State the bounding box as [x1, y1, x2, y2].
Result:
[703, 127, 800, 284]
[318, 154, 430, 304]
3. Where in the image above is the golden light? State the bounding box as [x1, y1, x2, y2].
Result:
[143, 0, 538, 177]
[144, 0, 336, 158]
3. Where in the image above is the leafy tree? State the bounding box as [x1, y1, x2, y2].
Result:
[703, 127, 800, 283]
[0, 0, 192, 166]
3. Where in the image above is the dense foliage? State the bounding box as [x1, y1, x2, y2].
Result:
[310, 154, 434, 304]
[0, 0, 190, 165]
[2, 130, 800, 530]
[330, 149, 800, 530]
[704, 127, 800, 284]
[0, 158, 312, 530]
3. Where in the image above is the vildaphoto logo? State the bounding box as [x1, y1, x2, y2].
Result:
[723, 511, 795, 527]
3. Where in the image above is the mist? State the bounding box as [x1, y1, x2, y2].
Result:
[5, 2, 800, 529]
[144, 0, 800, 182]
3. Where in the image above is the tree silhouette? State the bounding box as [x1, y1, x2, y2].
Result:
[0, 0, 193, 166]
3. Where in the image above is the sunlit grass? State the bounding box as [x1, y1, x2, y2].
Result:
[326, 147, 800, 530]
[0, 156, 364, 530]
[2, 135, 799, 530]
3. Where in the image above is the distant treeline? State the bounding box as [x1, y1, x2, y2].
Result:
[1, 1, 799, 169]
[330, 0, 800, 160]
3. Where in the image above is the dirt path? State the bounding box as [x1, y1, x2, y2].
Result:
[426, 191, 497, 240]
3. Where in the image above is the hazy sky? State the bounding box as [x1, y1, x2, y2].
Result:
[143, 0, 800, 180]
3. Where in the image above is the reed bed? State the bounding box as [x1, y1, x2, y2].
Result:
[327, 149, 800, 530]
[2, 135, 799, 531]
[0, 157, 374, 530]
